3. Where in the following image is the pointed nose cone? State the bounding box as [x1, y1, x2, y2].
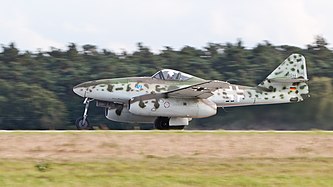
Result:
[73, 84, 86, 97]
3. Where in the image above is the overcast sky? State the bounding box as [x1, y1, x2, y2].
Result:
[0, 0, 332, 52]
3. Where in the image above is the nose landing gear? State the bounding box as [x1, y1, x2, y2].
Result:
[75, 98, 94, 130]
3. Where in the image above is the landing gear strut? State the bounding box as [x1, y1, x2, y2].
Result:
[75, 98, 94, 130]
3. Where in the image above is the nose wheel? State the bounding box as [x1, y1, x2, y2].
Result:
[75, 98, 94, 130]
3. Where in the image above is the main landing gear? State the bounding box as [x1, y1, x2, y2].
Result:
[154, 117, 185, 130]
[75, 98, 94, 130]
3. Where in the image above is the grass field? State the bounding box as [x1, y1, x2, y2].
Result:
[0, 131, 332, 187]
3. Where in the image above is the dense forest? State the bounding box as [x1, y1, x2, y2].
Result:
[0, 36, 332, 130]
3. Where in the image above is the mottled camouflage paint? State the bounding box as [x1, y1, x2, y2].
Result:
[152, 99, 160, 109]
[73, 54, 309, 124]
[252, 53, 309, 103]
[139, 100, 146, 108]
[73, 76, 205, 102]
[129, 98, 217, 118]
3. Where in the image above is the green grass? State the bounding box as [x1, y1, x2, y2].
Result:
[0, 157, 333, 187]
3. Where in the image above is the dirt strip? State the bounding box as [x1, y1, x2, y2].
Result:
[0, 132, 332, 161]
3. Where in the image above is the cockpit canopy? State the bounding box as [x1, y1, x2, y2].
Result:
[152, 69, 193, 81]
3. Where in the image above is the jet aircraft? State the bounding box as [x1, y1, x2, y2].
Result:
[73, 54, 309, 130]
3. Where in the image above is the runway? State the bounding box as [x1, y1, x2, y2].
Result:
[0, 130, 332, 133]
[0, 129, 332, 161]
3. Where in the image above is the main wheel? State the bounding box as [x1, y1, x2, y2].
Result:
[154, 117, 170, 130]
[75, 117, 93, 130]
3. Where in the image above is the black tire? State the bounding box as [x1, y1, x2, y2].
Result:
[75, 117, 93, 130]
[154, 117, 169, 130]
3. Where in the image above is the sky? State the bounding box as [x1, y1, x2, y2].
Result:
[0, 0, 333, 53]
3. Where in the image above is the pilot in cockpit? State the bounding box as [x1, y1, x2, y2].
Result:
[166, 71, 174, 80]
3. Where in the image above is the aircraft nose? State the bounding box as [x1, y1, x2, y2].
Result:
[73, 84, 86, 97]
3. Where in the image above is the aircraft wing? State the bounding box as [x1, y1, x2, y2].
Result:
[166, 80, 230, 98]
[131, 80, 230, 102]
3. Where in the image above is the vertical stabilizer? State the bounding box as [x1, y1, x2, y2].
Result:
[266, 53, 307, 81]
[258, 54, 309, 101]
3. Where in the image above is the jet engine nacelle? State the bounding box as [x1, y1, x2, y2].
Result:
[129, 98, 217, 118]
[105, 107, 156, 123]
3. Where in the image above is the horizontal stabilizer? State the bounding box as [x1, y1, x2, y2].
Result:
[268, 77, 308, 83]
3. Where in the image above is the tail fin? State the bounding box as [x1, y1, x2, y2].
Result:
[258, 54, 309, 100]
[265, 53, 307, 81]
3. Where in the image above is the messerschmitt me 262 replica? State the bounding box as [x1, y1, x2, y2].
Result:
[73, 54, 309, 130]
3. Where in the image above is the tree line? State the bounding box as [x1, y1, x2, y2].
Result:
[0, 36, 332, 130]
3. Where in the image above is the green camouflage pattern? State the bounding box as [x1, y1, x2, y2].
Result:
[73, 54, 309, 125]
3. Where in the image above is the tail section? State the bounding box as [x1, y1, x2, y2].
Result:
[265, 53, 307, 81]
[258, 54, 309, 102]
